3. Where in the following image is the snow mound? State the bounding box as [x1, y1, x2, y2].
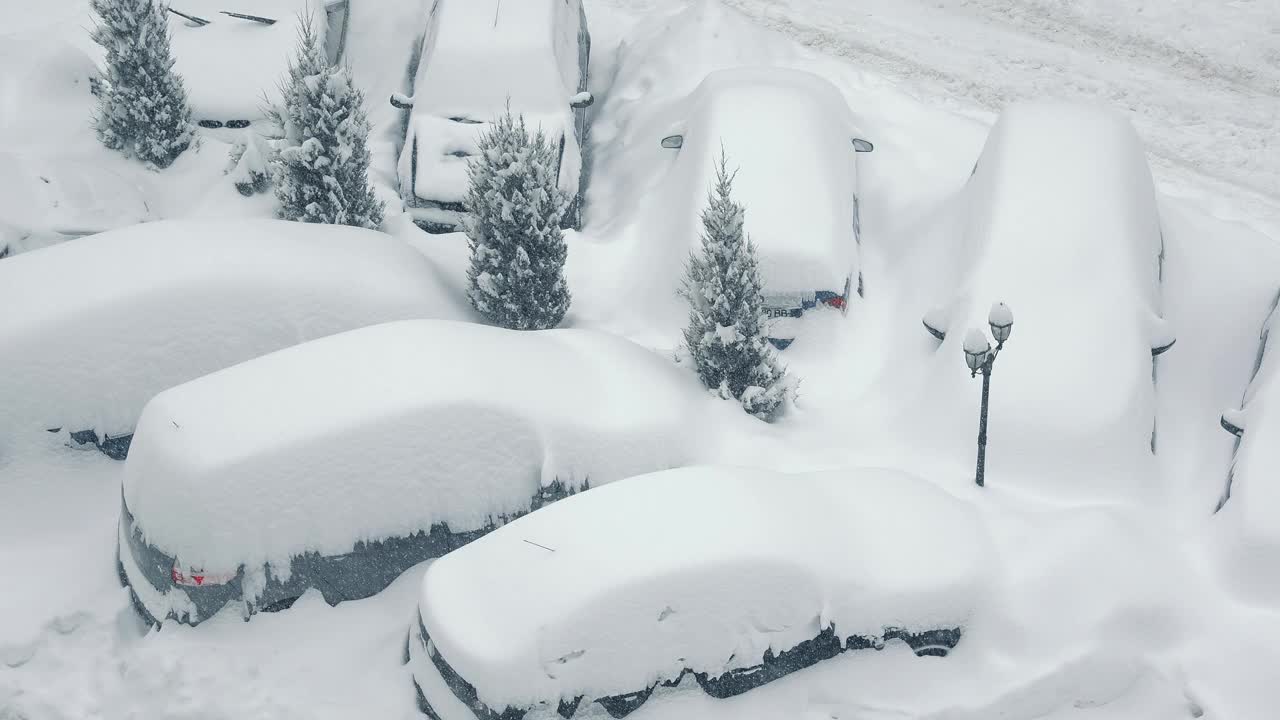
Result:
[122, 320, 708, 571]
[0, 219, 460, 437]
[419, 465, 992, 710]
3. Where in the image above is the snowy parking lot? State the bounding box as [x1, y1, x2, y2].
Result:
[4, 0, 1280, 718]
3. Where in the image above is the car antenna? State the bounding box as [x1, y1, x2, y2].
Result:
[522, 539, 555, 553]
[493, 0, 501, 28]
[220, 10, 277, 25]
[167, 7, 211, 26]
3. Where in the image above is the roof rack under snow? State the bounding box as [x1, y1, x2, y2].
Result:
[122, 320, 709, 571]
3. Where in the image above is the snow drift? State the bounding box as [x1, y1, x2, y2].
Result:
[0, 219, 460, 438]
[122, 319, 708, 571]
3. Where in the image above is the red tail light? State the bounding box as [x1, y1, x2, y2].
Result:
[171, 564, 235, 587]
[822, 295, 846, 311]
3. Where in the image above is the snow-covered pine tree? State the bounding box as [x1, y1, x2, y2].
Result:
[682, 152, 791, 420]
[465, 110, 571, 330]
[271, 18, 383, 229]
[90, 0, 192, 168]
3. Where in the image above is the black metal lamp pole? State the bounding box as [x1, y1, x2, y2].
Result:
[965, 303, 1013, 488]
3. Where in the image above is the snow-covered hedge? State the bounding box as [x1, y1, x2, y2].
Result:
[122, 320, 708, 572]
[0, 219, 460, 437]
[416, 465, 992, 713]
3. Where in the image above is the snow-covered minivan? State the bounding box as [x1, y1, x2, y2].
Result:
[0, 219, 454, 457]
[392, 0, 592, 232]
[407, 466, 989, 719]
[918, 101, 1172, 497]
[118, 320, 706, 626]
[658, 67, 874, 349]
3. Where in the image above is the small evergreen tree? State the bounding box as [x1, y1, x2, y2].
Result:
[90, 0, 192, 168]
[465, 110, 571, 330]
[271, 18, 383, 228]
[682, 153, 791, 420]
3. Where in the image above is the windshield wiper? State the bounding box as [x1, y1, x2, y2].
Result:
[166, 7, 211, 26]
[220, 10, 277, 25]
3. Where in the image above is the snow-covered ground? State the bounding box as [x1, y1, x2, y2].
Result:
[4, 0, 1280, 718]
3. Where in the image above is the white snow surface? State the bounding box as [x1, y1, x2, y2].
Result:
[915, 101, 1165, 502]
[419, 465, 991, 710]
[670, 67, 865, 295]
[0, 219, 458, 437]
[168, 0, 324, 122]
[122, 319, 708, 571]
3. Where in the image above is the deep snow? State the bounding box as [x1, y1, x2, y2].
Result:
[3, 0, 1280, 719]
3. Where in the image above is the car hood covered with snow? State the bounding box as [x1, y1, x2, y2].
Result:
[419, 465, 992, 710]
[667, 67, 864, 296]
[168, 0, 324, 122]
[121, 320, 709, 571]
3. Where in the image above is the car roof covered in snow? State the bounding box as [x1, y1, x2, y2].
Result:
[419, 465, 991, 710]
[121, 320, 706, 571]
[168, 0, 322, 121]
[0, 219, 459, 437]
[920, 101, 1166, 490]
[671, 67, 863, 296]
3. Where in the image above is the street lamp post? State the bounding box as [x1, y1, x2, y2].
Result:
[963, 302, 1013, 488]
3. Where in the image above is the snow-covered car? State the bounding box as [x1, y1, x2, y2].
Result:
[0, 152, 150, 256]
[391, 0, 592, 233]
[407, 465, 989, 719]
[0, 219, 457, 456]
[118, 320, 707, 626]
[917, 101, 1172, 490]
[166, 1, 350, 136]
[1215, 289, 1280, 601]
[657, 67, 874, 349]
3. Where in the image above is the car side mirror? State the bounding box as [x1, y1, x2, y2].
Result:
[569, 91, 594, 109]
[390, 92, 414, 110]
[660, 135, 683, 149]
[852, 138, 874, 153]
[1221, 409, 1246, 437]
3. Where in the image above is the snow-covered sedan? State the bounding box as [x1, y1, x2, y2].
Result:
[658, 67, 874, 349]
[0, 219, 456, 457]
[917, 101, 1172, 496]
[408, 465, 990, 719]
[1215, 289, 1280, 602]
[118, 320, 708, 626]
[391, 0, 592, 232]
[166, 1, 349, 135]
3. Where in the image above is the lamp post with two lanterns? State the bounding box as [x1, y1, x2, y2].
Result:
[963, 302, 1014, 488]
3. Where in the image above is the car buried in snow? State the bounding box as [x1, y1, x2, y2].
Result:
[391, 0, 592, 233]
[656, 67, 874, 350]
[918, 101, 1173, 493]
[1215, 289, 1280, 602]
[0, 219, 453, 459]
[407, 465, 989, 720]
[117, 320, 706, 626]
[165, 0, 350, 138]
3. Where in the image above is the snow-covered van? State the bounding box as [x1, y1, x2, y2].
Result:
[1215, 289, 1280, 602]
[392, 0, 592, 232]
[167, 0, 350, 135]
[657, 67, 874, 349]
[0, 219, 456, 455]
[918, 101, 1172, 495]
[408, 466, 990, 719]
[118, 320, 706, 626]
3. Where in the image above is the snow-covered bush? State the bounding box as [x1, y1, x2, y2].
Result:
[271, 18, 383, 229]
[682, 153, 791, 420]
[89, 0, 192, 168]
[465, 110, 571, 330]
[226, 132, 271, 196]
